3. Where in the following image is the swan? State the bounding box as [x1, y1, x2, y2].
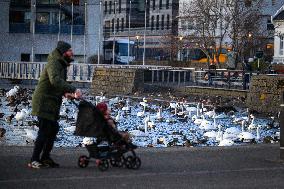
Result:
[122, 99, 131, 112]
[204, 131, 217, 138]
[194, 115, 205, 125]
[24, 128, 38, 141]
[139, 97, 149, 108]
[219, 138, 234, 146]
[238, 132, 256, 142]
[64, 125, 76, 133]
[248, 115, 257, 130]
[155, 107, 163, 120]
[216, 125, 223, 141]
[82, 137, 94, 145]
[6, 85, 20, 97]
[115, 111, 123, 122]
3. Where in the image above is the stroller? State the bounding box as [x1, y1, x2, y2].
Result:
[74, 100, 141, 171]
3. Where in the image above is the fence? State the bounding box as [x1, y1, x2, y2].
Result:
[0, 61, 251, 90]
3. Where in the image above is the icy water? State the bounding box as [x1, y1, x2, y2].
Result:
[0, 87, 280, 148]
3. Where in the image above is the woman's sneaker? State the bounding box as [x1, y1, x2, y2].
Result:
[28, 161, 49, 169]
[41, 158, 60, 168]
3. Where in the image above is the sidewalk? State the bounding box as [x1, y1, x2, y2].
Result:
[0, 144, 284, 189]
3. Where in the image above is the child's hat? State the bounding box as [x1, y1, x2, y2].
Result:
[96, 102, 108, 113]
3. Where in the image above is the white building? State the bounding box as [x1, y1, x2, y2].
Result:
[272, 5, 284, 64]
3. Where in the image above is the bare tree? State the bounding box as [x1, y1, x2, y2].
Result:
[180, 0, 266, 68]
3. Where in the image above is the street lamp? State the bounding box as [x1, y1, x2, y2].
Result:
[136, 35, 140, 59]
[142, 0, 147, 65]
[128, 0, 132, 64]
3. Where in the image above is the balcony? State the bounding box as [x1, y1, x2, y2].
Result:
[272, 57, 284, 64]
[35, 24, 84, 35]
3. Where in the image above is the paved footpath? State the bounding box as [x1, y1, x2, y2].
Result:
[0, 144, 284, 189]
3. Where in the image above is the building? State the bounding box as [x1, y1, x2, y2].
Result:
[103, 0, 179, 60]
[0, 0, 103, 63]
[177, 0, 284, 63]
[272, 4, 284, 64]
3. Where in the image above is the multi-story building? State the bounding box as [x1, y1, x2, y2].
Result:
[0, 0, 103, 63]
[103, 0, 179, 60]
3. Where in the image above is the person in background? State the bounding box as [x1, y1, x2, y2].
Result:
[28, 41, 82, 169]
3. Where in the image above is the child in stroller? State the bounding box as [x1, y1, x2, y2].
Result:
[74, 100, 141, 171]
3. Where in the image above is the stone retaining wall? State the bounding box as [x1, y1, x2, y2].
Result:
[91, 68, 144, 95]
[246, 75, 284, 115]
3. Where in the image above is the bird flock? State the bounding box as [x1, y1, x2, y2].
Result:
[0, 86, 280, 148]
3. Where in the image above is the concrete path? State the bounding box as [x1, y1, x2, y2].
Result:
[0, 144, 284, 189]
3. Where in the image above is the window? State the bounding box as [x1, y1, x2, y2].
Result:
[105, 1, 108, 14]
[119, 0, 121, 13]
[36, 12, 49, 24]
[166, 0, 169, 9]
[280, 36, 284, 55]
[159, 0, 162, 9]
[156, 15, 159, 30]
[151, 16, 154, 30]
[112, 18, 114, 32]
[153, 0, 156, 10]
[109, 1, 112, 14]
[21, 54, 30, 62]
[116, 18, 119, 31]
[166, 14, 170, 29]
[161, 14, 164, 30]
[10, 11, 29, 23]
[121, 18, 124, 31]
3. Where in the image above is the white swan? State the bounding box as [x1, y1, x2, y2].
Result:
[24, 128, 38, 141]
[219, 138, 234, 146]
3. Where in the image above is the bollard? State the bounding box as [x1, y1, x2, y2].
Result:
[280, 91, 284, 160]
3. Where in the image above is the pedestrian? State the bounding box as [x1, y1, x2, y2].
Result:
[28, 41, 82, 169]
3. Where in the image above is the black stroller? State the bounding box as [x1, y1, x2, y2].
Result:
[74, 100, 141, 171]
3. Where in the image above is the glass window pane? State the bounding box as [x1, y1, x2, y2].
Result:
[36, 12, 49, 24]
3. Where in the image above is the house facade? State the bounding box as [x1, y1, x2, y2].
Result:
[0, 0, 103, 63]
[272, 5, 284, 64]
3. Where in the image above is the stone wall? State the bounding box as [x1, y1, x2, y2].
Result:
[144, 84, 247, 99]
[91, 68, 144, 95]
[246, 75, 284, 115]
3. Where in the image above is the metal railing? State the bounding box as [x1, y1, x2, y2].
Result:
[0, 61, 253, 90]
[145, 68, 251, 90]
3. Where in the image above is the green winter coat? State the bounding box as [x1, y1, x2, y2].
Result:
[32, 49, 76, 121]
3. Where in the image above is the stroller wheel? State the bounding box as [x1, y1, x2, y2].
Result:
[78, 155, 89, 168]
[110, 157, 124, 167]
[131, 157, 141, 170]
[125, 156, 134, 169]
[98, 159, 109, 171]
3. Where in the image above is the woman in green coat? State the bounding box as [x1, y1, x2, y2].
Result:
[29, 41, 82, 169]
